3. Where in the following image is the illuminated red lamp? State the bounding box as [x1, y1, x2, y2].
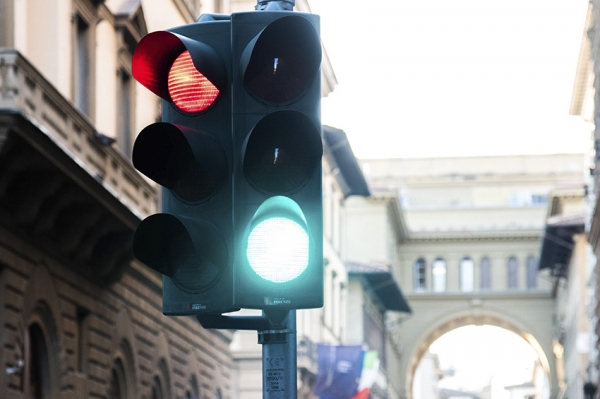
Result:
[132, 31, 225, 113]
[168, 51, 219, 113]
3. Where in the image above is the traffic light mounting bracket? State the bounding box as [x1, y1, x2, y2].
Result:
[197, 310, 298, 399]
[255, 0, 295, 11]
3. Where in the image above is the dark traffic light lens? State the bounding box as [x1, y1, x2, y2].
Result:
[243, 111, 322, 194]
[133, 123, 227, 203]
[168, 50, 220, 113]
[133, 214, 227, 294]
[243, 16, 321, 103]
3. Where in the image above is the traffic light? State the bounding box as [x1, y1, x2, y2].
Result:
[131, 17, 237, 315]
[231, 12, 324, 309]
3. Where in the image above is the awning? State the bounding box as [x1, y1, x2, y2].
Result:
[538, 214, 585, 278]
[346, 261, 412, 313]
[323, 126, 370, 198]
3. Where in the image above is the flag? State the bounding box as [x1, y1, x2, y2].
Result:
[314, 344, 364, 399]
[352, 351, 380, 399]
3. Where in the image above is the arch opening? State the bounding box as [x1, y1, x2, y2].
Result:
[408, 316, 553, 399]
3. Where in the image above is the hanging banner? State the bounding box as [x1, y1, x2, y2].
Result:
[314, 344, 364, 399]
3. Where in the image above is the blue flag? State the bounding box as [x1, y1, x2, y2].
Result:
[314, 344, 364, 399]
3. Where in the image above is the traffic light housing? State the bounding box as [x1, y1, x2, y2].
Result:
[231, 11, 324, 309]
[131, 17, 237, 315]
[131, 10, 324, 315]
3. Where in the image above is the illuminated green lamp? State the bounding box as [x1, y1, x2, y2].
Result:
[245, 196, 310, 283]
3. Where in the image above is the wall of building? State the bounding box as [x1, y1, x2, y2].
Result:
[0, 217, 233, 398]
[0, 1, 241, 398]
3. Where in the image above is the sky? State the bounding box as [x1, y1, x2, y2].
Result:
[311, 0, 590, 159]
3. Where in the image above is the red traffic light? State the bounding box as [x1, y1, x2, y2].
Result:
[168, 51, 219, 113]
[132, 30, 226, 113]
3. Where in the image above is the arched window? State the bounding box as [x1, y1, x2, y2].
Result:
[507, 257, 519, 289]
[154, 359, 171, 399]
[108, 358, 127, 399]
[526, 256, 538, 289]
[414, 258, 426, 291]
[189, 375, 200, 399]
[460, 257, 474, 292]
[480, 257, 491, 290]
[26, 323, 51, 399]
[432, 258, 446, 292]
[151, 376, 164, 399]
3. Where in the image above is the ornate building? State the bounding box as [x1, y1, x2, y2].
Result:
[345, 154, 586, 398]
[0, 1, 235, 398]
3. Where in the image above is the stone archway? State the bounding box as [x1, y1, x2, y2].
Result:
[396, 295, 558, 399]
[406, 314, 553, 398]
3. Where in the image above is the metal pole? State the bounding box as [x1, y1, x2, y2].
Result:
[259, 310, 297, 399]
[198, 310, 299, 399]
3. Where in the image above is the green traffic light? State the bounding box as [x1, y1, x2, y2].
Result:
[245, 196, 310, 283]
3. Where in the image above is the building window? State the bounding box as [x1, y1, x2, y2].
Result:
[460, 257, 474, 292]
[108, 358, 127, 399]
[432, 258, 446, 292]
[76, 308, 90, 373]
[26, 323, 51, 399]
[74, 15, 91, 115]
[329, 270, 343, 337]
[507, 257, 519, 289]
[117, 69, 133, 157]
[480, 257, 491, 290]
[188, 375, 200, 399]
[526, 256, 538, 289]
[414, 258, 426, 291]
[151, 376, 164, 399]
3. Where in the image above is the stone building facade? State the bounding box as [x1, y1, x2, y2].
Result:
[572, 1, 600, 397]
[0, 1, 240, 398]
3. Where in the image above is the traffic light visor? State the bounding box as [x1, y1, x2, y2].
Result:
[245, 197, 310, 283]
[132, 30, 226, 113]
[242, 15, 321, 103]
[243, 111, 322, 195]
[132, 123, 228, 204]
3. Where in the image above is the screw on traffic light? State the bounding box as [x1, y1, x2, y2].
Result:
[231, 11, 324, 310]
[130, 16, 238, 315]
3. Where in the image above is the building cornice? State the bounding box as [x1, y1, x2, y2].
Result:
[407, 229, 542, 243]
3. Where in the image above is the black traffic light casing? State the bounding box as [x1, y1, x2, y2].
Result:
[231, 11, 324, 310]
[131, 18, 238, 315]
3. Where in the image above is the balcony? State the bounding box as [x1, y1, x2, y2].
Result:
[0, 48, 156, 284]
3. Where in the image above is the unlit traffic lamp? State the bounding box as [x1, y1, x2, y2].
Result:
[231, 12, 324, 309]
[131, 17, 237, 315]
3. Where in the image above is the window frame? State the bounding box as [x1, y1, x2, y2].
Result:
[460, 257, 474, 292]
[432, 258, 447, 293]
[414, 258, 427, 292]
[480, 256, 491, 290]
[507, 256, 519, 289]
